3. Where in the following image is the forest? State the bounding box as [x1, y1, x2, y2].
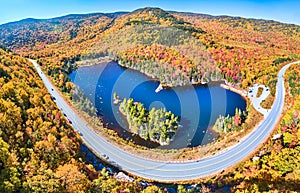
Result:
[205, 67, 300, 192]
[213, 108, 247, 133]
[119, 98, 179, 145]
[176, 12, 300, 90]
[0, 6, 299, 192]
[0, 48, 167, 192]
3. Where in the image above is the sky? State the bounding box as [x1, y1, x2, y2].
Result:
[0, 0, 299, 25]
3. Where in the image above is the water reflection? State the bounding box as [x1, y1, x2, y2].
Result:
[70, 62, 246, 149]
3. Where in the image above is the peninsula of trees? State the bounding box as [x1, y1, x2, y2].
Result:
[119, 98, 179, 145]
[213, 108, 247, 133]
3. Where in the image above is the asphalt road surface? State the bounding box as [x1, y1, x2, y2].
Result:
[30, 59, 299, 182]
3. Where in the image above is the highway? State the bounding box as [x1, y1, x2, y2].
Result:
[30, 59, 299, 182]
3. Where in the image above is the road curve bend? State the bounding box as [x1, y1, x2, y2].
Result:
[30, 59, 299, 182]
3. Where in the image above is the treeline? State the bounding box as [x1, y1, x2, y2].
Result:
[176, 12, 300, 90]
[118, 44, 221, 86]
[287, 65, 300, 96]
[118, 44, 191, 86]
[119, 98, 179, 145]
[119, 58, 190, 86]
[213, 108, 247, 133]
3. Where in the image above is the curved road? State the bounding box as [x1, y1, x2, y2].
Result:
[30, 59, 299, 182]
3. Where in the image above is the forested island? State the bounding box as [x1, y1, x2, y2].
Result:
[119, 98, 179, 145]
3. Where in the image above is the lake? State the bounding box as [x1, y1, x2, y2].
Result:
[70, 62, 246, 149]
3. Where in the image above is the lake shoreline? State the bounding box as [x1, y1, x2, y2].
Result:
[67, 60, 254, 163]
[118, 59, 249, 98]
[70, 59, 247, 148]
[219, 81, 248, 99]
[75, 56, 113, 67]
[76, 57, 248, 100]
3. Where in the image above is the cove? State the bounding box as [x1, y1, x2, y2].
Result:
[70, 62, 246, 149]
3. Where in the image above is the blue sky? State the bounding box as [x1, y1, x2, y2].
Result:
[0, 0, 299, 25]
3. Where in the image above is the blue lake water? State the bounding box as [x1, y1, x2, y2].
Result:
[70, 62, 246, 149]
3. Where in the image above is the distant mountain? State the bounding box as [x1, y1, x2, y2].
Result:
[1, 7, 299, 53]
[173, 11, 300, 34]
[0, 12, 118, 51]
[1, 12, 117, 26]
[0, 7, 206, 53]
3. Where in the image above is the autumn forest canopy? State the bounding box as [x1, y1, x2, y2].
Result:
[0, 7, 300, 192]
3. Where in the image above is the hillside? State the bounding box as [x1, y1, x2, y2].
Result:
[0, 48, 158, 192]
[0, 48, 88, 192]
[1, 7, 299, 89]
[175, 12, 300, 87]
[0, 13, 115, 51]
[0, 8, 215, 87]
